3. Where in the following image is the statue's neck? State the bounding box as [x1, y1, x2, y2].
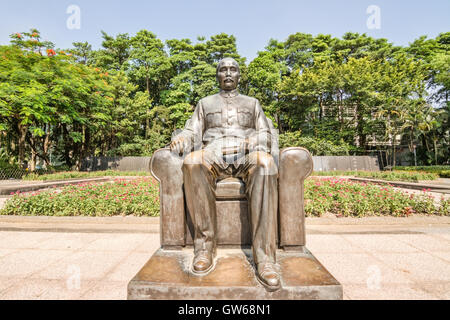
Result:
[219, 88, 239, 98]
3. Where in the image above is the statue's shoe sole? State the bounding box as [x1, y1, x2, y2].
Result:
[256, 273, 281, 292]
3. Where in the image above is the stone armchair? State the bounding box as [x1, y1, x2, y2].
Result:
[150, 123, 313, 251]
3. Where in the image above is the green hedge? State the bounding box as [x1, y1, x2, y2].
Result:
[393, 166, 450, 178]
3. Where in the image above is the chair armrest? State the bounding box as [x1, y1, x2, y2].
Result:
[278, 147, 313, 248]
[150, 148, 185, 247]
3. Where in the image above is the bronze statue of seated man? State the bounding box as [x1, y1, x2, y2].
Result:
[170, 57, 280, 291]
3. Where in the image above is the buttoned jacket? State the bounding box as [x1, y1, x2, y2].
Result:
[175, 90, 272, 154]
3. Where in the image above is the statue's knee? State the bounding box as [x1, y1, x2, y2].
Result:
[254, 152, 277, 174]
[183, 151, 206, 171]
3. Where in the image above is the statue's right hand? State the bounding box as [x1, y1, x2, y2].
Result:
[170, 136, 185, 155]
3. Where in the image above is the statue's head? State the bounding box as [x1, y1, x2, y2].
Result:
[216, 57, 240, 91]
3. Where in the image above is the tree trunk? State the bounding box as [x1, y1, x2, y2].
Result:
[393, 142, 396, 167]
[146, 76, 150, 96]
[76, 125, 87, 171]
[356, 102, 366, 148]
[42, 125, 52, 168]
[27, 134, 37, 171]
[433, 138, 438, 165]
[319, 96, 323, 121]
[62, 124, 73, 168]
[17, 123, 27, 168]
[30, 149, 37, 171]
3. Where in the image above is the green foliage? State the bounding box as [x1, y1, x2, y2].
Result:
[393, 166, 450, 178]
[304, 177, 448, 217]
[440, 171, 450, 178]
[0, 147, 18, 170]
[279, 131, 354, 155]
[1, 29, 449, 174]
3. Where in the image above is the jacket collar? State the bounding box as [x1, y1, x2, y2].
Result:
[219, 89, 239, 98]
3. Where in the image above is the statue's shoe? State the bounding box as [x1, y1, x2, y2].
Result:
[256, 262, 281, 291]
[192, 250, 214, 274]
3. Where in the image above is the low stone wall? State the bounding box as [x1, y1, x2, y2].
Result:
[81, 156, 151, 172]
[312, 156, 380, 171]
[82, 155, 380, 172]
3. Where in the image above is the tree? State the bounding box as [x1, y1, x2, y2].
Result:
[69, 41, 93, 65]
[93, 31, 131, 71]
[2, 28, 449, 170]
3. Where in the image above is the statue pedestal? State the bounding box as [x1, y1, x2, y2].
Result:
[127, 248, 342, 300]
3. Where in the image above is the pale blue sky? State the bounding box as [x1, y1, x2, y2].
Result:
[0, 0, 449, 61]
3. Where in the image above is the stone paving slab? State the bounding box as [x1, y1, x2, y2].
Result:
[0, 218, 448, 300]
[0, 216, 160, 234]
[1, 214, 448, 230]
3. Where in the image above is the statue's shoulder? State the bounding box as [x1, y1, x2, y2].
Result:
[237, 94, 258, 104]
[198, 94, 220, 106]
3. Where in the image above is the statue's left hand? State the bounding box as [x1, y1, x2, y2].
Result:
[170, 136, 185, 155]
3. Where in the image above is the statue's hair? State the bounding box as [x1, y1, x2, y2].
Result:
[216, 57, 240, 74]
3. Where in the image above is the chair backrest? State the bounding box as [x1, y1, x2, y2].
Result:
[267, 118, 280, 167]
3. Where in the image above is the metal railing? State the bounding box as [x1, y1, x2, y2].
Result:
[0, 168, 53, 180]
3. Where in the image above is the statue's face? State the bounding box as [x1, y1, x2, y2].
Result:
[217, 59, 240, 91]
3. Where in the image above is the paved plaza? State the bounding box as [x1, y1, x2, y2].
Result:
[0, 215, 448, 300]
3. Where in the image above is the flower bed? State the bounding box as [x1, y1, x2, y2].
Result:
[1, 177, 160, 216]
[1, 176, 448, 217]
[311, 170, 438, 182]
[304, 177, 449, 217]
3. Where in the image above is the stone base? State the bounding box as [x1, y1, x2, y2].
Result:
[127, 248, 342, 300]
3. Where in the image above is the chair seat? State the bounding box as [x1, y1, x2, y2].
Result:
[215, 177, 246, 200]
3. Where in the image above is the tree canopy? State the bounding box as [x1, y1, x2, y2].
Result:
[1, 29, 449, 170]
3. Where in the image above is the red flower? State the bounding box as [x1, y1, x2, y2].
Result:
[46, 49, 56, 57]
[16, 33, 22, 38]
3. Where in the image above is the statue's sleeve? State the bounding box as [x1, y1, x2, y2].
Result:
[250, 99, 272, 153]
[172, 100, 204, 152]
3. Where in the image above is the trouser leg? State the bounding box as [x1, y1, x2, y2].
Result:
[183, 150, 217, 254]
[243, 151, 278, 265]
